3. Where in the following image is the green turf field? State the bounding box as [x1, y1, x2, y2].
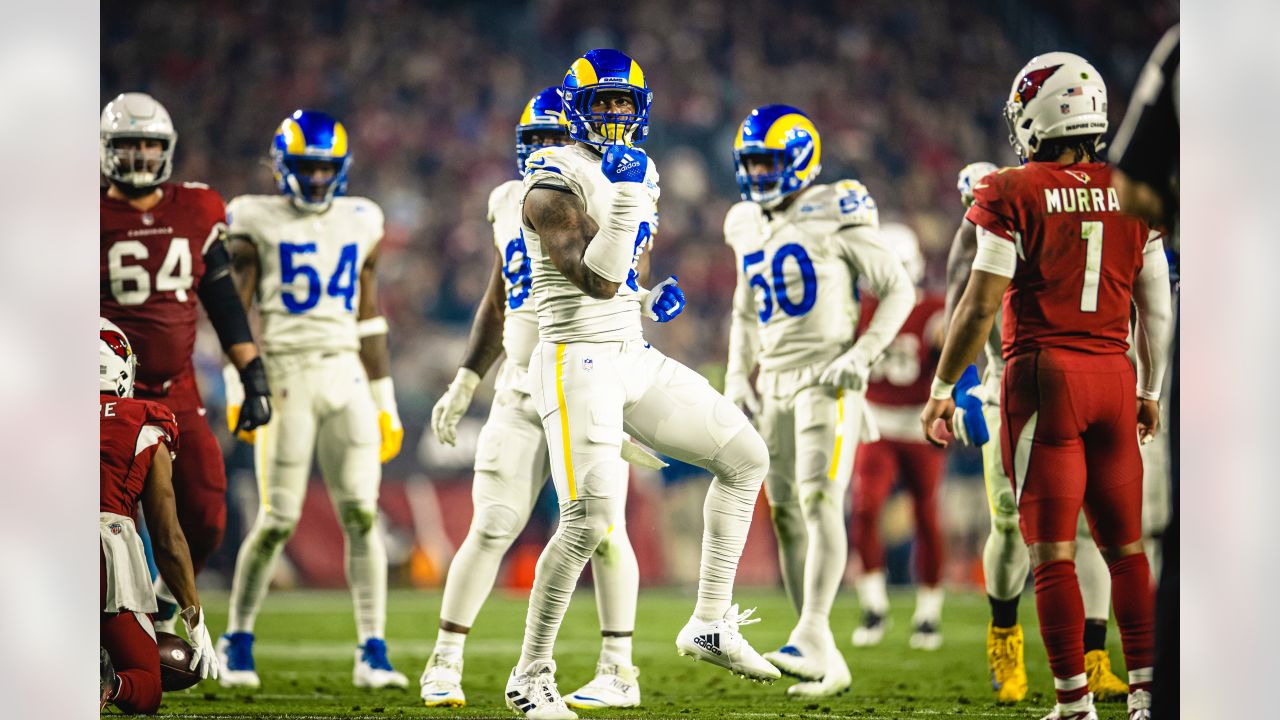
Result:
[141, 588, 1131, 719]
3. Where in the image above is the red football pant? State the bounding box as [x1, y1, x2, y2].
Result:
[1002, 349, 1153, 702]
[101, 553, 161, 715]
[138, 369, 228, 573]
[852, 438, 946, 585]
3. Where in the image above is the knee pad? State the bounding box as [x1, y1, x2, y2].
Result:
[471, 503, 521, 549]
[338, 502, 378, 536]
[260, 510, 300, 546]
[990, 487, 1020, 534]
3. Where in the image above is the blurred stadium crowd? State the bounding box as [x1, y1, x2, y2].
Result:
[101, 0, 1176, 587]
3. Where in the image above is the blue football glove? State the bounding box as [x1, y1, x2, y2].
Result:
[643, 276, 685, 322]
[951, 364, 990, 446]
[600, 145, 649, 184]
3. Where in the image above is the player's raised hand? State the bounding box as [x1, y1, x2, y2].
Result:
[1137, 397, 1160, 445]
[920, 396, 956, 448]
[600, 145, 649, 184]
[431, 368, 480, 446]
[950, 364, 990, 447]
[180, 606, 219, 681]
[643, 276, 686, 322]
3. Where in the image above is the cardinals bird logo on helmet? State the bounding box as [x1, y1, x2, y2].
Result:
[100, 317, 138, 398]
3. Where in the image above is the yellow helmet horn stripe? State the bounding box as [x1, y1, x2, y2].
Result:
[568, 57, 599, 87]
[627, 60, 645, 89]
[519, 98, 536, 126]
[281, 118, 306, 154]
[330, 122, 348, 157]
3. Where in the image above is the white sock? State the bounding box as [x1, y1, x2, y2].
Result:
[856, 570, 889, 615]
[913, 586, 945, 624]
[434, 628, 466, 657]
[341, 504, 387, 643]
[591, 521, 638, 637]
[600, 635, 633, 666]
[518, 498, 615, 671]
[227, 512, 295, 634]
[1075, 534, 1112, 622]
[692, 427, 768, 621]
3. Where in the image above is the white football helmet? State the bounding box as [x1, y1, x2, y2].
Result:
[1003, 52, 1107, 162]
[100, 318, 138, 398]
[956, 161, 998, 208]
[100, 92, 178, 188]
[880, 222, 925, 285]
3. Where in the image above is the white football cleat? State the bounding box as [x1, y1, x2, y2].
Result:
[1040, 692, 1099, 720]
[762, 643, 825, 681]
[909, 621, 943, 651]
[216, 632, 261, 689]
[353, 638, 409, 689]
[419, 651, 465, 707]
[786, 648, 852, 698]
[851, 611, 889, 648]
[1127, 688, 1152, 719]
[675, 604, 781, 683]
[505, 660, 577, 719]
[564, 661, 640, 709]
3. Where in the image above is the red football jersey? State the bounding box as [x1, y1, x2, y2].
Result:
[100, 395, 178, 517]
[965, 162, 1153, 359]
[100, 183, 226, 390]
[862, 294, 944, 406]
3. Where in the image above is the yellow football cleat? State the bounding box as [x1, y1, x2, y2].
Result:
[1084, 649, 1129, 702]
[987, 622, 1028, 703]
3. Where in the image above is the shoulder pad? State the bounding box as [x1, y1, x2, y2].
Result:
[723, 201, 767, 247]
[791, 182, 876, 229]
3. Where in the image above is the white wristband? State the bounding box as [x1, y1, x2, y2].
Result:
[930, 377, 956, 401]
[369, 376, 398, 412]
[357, 316, 389, 338]
[1138, 388, 1161, 401]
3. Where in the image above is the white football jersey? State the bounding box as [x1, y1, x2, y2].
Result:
[726, 180, 894, 372]
[227, 195, 383, 355]
[520, 143, 659, 343]
[488, 179, 539, 368]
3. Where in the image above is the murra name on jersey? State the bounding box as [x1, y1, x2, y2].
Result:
[1043, 186, 1121, 214]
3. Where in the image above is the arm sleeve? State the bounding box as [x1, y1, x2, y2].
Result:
[1132, 234, 1173, 399]
[198, 238, 255, 351]
[836, 225, 914, 362]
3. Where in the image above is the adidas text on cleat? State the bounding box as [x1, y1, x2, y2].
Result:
[675, 604, 781, 683]
[1084, 649, 1129, 702]
[909, 620, 943, 651]
[505, 660, 577, 719]
[762, 644, 825, 681]
[565, 662, 640, 709]
[851, 611, 888, 647]
[419, 651, 465, 707]
[785, 648, 852, 698]
[986, 622, 1029, 703]
[217, 632, 261, 689]
[354, 638, 409, 689]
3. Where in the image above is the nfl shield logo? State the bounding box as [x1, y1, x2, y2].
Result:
[582, 358, 593, 371]
[1060, 103, 1071, 114]
[108, 522, 123, 535]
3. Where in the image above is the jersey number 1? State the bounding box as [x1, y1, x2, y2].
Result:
[280, 242, 358, 313]
[1079, 221, 1102, 312]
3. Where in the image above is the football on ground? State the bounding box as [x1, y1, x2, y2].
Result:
[159, 588, 1133, 718]
[157, 631, 202, 691]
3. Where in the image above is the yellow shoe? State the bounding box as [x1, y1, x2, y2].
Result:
[987, 622, 1028, 703]
[1084, 649, 1128, 702]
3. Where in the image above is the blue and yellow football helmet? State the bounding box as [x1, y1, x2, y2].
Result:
[516, 87, 570, 174]
[271, 109, 351, 211]
[733, 104, 822, 208]
[560, 48, 652, 147]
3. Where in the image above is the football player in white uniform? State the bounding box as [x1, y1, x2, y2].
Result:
[723, 105, 914, 697]
[504, 49, 779, 720]
[216, 110, 408, 690]
[947, 161, 1131, 703]
[421, 87, 642, 711]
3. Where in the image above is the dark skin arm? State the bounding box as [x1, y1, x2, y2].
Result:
[458, 249, 508, 376]
[943, 220, 979, 328]
[140, 448, 201, 614]
[919, 268, 1010, 447]
[357, 245, 391, 380]
[522, 187, 619, 300]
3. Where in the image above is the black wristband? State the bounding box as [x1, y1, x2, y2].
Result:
[239, 357, 270, 397]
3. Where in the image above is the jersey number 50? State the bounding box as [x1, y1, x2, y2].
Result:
[742, 243, 817, 323]
[280, 242, 358, 313]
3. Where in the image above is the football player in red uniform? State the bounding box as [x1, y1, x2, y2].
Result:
[920, 53, 1172, 720]
[100, 93, 272, 623]
[100, 318, 217, 714]
[848, 223, 950, 651]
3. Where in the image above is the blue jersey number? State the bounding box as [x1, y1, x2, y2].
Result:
[280, 242, 359, 314]
[503, 232, 533, 310]
[742, 242, 817, 324]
